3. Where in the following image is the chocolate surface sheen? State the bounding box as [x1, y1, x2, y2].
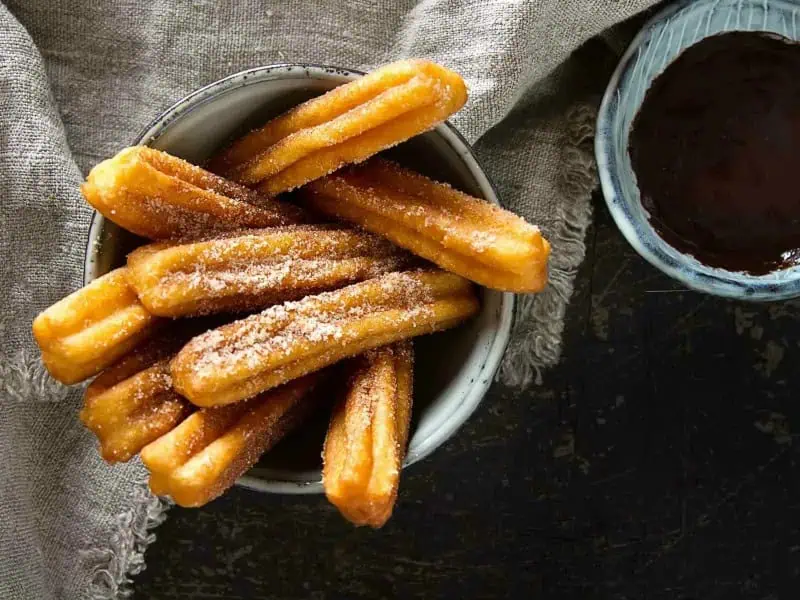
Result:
[629, 31, 800, 274]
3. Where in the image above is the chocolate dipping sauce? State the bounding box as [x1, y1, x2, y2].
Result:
[629, 31, 800, 274]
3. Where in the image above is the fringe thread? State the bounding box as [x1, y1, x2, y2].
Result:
[84, 484, 172, 599]
[498, 102, 598, 387]
[1, 351, 171, 599]
[0, 350, 74, 403]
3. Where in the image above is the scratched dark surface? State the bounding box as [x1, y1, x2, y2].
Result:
[135, 196, 800, 599]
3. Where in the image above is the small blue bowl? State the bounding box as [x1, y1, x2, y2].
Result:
[596, 0, 800, 301]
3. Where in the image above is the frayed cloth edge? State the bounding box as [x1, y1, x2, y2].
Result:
[84, 483, 172, 600]
[498, 102, 598, 388]
[0, 351, 171, 600]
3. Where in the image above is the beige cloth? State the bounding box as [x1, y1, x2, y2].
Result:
[0, 1, 657, 597]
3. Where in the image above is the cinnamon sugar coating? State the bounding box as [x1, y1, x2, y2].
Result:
[323, 342, 413, 527]
[170, 270, 478, 407]
[209, 60, 467, 195]
[126, 224, 414, 317]
[82, 146, 305, 239]
[300, 159, 550, 292]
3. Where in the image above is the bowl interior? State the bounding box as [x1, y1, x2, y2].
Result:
[596, 0, 800, 300]
[85, 65, 513, 494]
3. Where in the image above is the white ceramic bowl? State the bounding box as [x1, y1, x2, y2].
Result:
[597, 0, 800, 300]
[84, 64, 515, 494]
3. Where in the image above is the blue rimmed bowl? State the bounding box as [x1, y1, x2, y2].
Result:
[83, 64, 514, 494]
[597, 0, 800, 300]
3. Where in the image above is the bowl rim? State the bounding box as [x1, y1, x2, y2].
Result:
[84, 62, 516, 495]
[595, 0, 800, 301]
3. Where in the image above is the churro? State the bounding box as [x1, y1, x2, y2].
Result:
[126, 224, 413, 317]
[32, 268, 160, 384]
[171, 269, 478, 407]
[81, 329, 193, 463]
[141, 373, 323, 507]
[209, 59, 467, 195]
[323, 342, 413, 527]
[82, 146, 305, 239]
[299, 159, 551, 292]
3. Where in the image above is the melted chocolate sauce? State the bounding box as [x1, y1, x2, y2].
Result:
[629, 32, 800, 274]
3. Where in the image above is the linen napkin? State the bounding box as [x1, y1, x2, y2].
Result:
[0, 1, 657, 597]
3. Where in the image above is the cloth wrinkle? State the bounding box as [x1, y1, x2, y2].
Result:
[0, 1, 657, 597]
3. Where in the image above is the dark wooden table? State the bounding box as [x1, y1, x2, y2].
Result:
[136, 195, 800, 599]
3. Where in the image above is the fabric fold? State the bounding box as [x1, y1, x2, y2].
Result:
[1, 1, 657, 597]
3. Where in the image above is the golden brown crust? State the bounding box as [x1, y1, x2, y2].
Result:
[299, 159, 551, 292]
[32, 267, 161, 384]
[80, 320, 233, 462]
[209, 60, 467, 194]
[170, 269, 478, 407]
[84, 326, 194, 399]
[81, 146, 305, 239]
[126, 224, 414, 317]
[323, 342, 413, 527]
[80, 359, 191, 463]
[140, 372, 324, 507]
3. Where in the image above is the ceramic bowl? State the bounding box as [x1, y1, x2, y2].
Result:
[84, 64, 515, 494]
[596, 0, 800, 300]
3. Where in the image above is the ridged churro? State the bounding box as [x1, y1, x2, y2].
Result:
[32, 268, 161, 384]
[209, 60, 467, 195]
[171, 270, 478, 407]
[81, 329, 193, 463]
[126, 225, 413, 317]
[140, 373, 323, 507]
[82, 146, 305, 239]
[299, 159, 551, 292]
[323, 342, 413, 527]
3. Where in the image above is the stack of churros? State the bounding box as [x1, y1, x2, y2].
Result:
[31, 58, 550, 526]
